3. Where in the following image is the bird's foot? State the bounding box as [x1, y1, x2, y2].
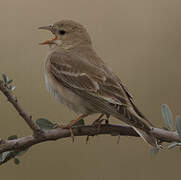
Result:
[86, 118, 109, 144]
[56, 114, 89, 143]
[92, 118, 104, 130]
[86, 114, 109, 144]
[56, 122, 75, 142]
[92, 117, 110, 129]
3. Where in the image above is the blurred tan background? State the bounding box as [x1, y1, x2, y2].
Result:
[0, 0, 181, 179]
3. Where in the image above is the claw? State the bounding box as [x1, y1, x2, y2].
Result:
[56, 124, 75, 142]
[56, 113, 89, 143]
[86, 135, 89, 144]
[69, 127, 74, 142]
[85, 114, 110, 144]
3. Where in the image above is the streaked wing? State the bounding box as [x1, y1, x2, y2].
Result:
[49, 51, 128, 106]
[49, 50, 152, 131]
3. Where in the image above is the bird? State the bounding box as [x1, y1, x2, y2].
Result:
[38, 20, 159, 147]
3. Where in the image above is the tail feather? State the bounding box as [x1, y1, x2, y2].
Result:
[116, 106, 159, 147]
[117, 105, 151, 132]
[132, 127, 159, 148]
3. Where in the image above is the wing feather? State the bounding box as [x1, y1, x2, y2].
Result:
[49, 51, 128, 105]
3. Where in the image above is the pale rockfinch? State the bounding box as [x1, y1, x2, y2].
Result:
[39, 20, 158, 147]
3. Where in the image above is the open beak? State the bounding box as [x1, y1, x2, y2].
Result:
[38, 25, 57, 45]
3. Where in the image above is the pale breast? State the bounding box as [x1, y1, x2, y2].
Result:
[44, 60, 92, 115]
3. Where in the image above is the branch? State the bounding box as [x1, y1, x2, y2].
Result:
[0, 77, 181, 165]
[0, 80, 43, 136]
[0, 124, 181, 154]
[0, 124, 180, 165]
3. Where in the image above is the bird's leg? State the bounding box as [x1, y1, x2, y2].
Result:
[92, 114, 110, 127]
[92, 113, 105, 126]
[92, 114, 110, 134]
[105, 114, 110, 124]
[58, 113, 89, 142]
[86, 113, 105, 144]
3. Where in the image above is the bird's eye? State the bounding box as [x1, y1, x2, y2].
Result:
[59, 30, 66, 35]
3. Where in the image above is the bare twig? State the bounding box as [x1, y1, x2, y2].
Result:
[0, 80, 43, 136]
[0, 124, 180, 156]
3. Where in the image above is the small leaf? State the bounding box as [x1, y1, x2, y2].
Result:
[2, 74, 8, 83]
[73, 119, 85, 127]
[14, 158, 20, 165]
[7, 79, 13, 85]
[0, 149, 27, 164]
[0, 151, 12, 162]
[161, 104, 173, 130]
[36, 118, 55, 129]
[8, 135, 18, 140]
[176, 116, 181, 137]
[151, 147, 159, 155]
[168, 143, 178, 149]
[168, 142, 181, 149]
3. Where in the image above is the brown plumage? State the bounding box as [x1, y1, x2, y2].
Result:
[39, 20, 158, 147]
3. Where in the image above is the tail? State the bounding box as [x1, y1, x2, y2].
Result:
[115, 106, 159, 148]
[71, 87, 159, 147]
[132, 127, 159, 148]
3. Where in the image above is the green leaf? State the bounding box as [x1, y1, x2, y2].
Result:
[7, 79, 13, 85]
[2, 74, 8, 83]
[0, 151, 13, 162]
[168, 142, 181, 149]
[161, 104, 173, 130]
[168, 143, 177, 149]
[176, 116, 181, 137]
[36, 118, 55, 130]
[14, 158, 20, 165]
[0, 148, 29, 164]
[151, 147, 159, 155]
[73, 119, 85, 127]
[8, 135, 18, 140]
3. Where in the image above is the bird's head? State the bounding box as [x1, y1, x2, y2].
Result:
[38, 20, 92, 48]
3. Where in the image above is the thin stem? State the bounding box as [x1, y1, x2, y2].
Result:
[0, 80, 43, 135]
